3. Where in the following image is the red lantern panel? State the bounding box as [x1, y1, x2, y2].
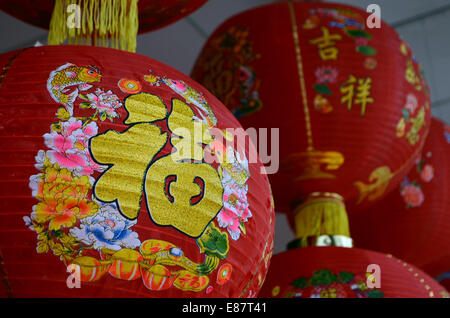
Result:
[0, 45, 274, 298]
[192, 2, 431, 217]
[349, 118, 450, 280]
[259, 247, 449, 298]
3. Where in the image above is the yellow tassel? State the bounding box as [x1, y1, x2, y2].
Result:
[292, 192, 351, 247]
[48, 0, 139, 52]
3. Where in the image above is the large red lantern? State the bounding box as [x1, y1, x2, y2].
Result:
[349, 118, 450, 283]
[0, 0, 208, 51]
[258, 247, 449, 298]
[0, 45, 274, 297]
[192, 2, 431, 246]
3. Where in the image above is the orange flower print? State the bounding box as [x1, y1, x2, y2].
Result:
[33, 166, 99, 230]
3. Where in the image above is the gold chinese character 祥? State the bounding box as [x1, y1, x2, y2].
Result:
[309, 27, 342, 60]
[340, 75, 374, 117]
[90, 93, 223, 239]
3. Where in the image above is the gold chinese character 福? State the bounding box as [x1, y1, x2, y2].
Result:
[90, 93, 224, 238]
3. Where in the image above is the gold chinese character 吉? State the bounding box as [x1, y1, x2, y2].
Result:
[309, 26, 342, 61]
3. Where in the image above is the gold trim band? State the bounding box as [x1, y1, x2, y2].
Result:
[288, 1, 314, 151]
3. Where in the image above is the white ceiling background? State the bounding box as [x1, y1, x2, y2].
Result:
[0, 0, 449, 254]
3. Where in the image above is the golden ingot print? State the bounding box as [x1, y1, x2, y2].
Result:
[174, 270, 210, 292]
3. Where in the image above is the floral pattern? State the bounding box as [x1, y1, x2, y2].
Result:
[281, 269, 384, 298]
[400, 181, 424, 208]
[315, 66, 338, 84]
[420, 164, 434, 182]
[218, 176, 252, 240]
[405, 93, 418, 114]
[70, 203, 141, 251]
[43, 118, 101, 176]
[212, 143, 253, 240]
[30, 162, 99, 231]
[399, 153, 433, 209]
[191, 26, 262, 119]
[396, 93, 427, 145]
[79, 88, 122, 121]
[313, 66, 338, 114]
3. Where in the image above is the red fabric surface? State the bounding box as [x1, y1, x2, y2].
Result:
[0, 45, 274, 298]
[192, 2, 431, 215]
[0, 0, 207, 33]
[348, 118, 450, 280]
[259, 247, 448, 298]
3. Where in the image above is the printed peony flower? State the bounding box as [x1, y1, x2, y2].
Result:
[70, 203, 140, 251]
[29, 173, 41, 197]
[23, 214, 35, 232]
[44, 118, 101, 176]
[217, 181, 252, 240]
[315, 66, 338, 84]
[32, 166, 99, 230]
[420, 164, 434, 182]
[84, 88, 122, 121]
[34, 150, 46, 171]
[401, 184, 424, 208]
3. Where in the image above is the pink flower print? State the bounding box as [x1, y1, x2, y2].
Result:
[86, 89, 122, 121]
[315, 66, 338, 84]
[44, 118, 101, 176]
[420, 164, 434, 182]
[355, 37, 369, 47]
[405, 93, 418, 114]
[217, 183, 252, 240]
[44, 132, 86, 169]
[401, 184, 424, 208]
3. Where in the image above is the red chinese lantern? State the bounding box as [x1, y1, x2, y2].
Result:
[258, 247, 449, 298]
[349, 118, 450, 283]
[0, 0, 208, 51]
[192, 2, 431, 246]
[0, 45, 274, 297]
